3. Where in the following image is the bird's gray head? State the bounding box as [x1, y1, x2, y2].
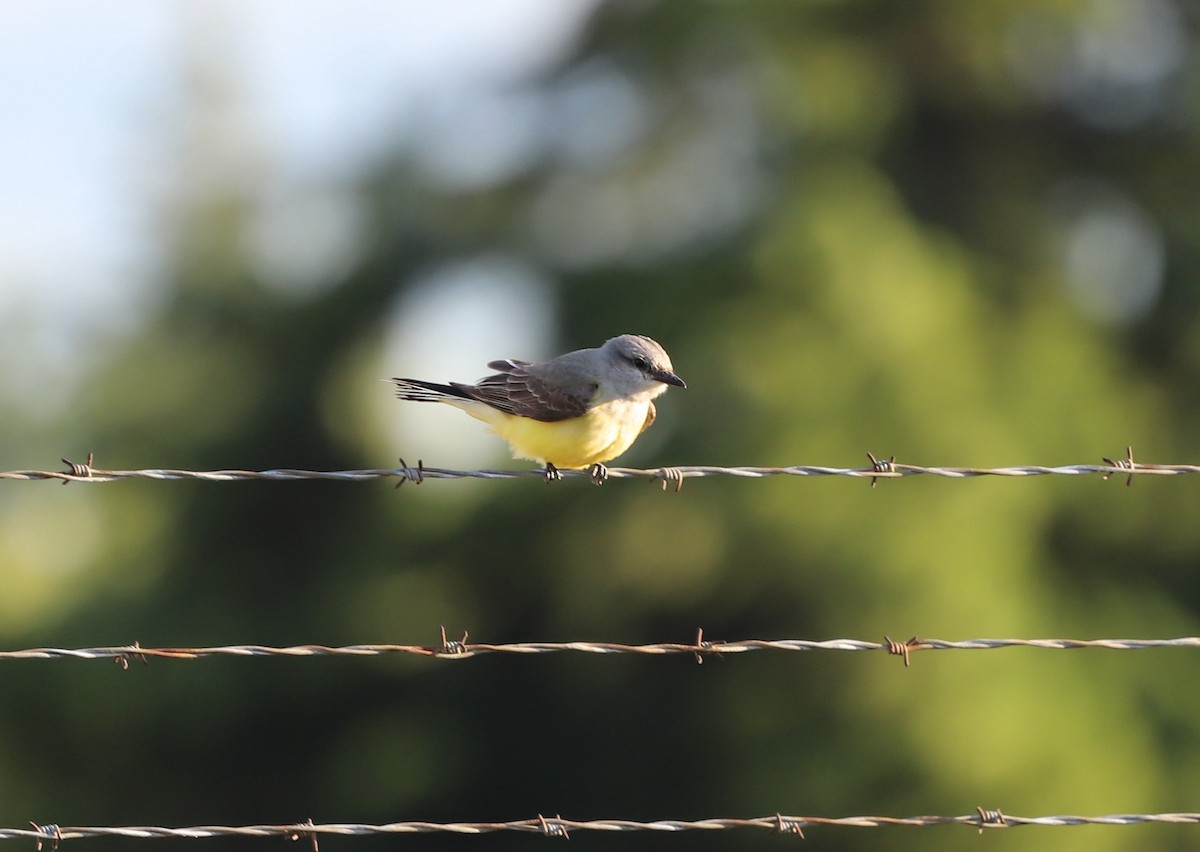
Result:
[600, 334, 686, 398]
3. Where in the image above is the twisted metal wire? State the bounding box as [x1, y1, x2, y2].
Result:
[14, 811, 1200, 843]
[0, 447, 1186, 488]
[5, 635, 1200, 665]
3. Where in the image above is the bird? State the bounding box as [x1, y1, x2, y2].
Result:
[391, 334, 685, 483]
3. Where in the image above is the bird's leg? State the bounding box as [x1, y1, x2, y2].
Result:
[589, 463, 608, 486]
[543, 462, 563, 484]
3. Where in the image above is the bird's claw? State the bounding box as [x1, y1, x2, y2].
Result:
[543, 462, 563, 484]
[589, 463, 608, 486]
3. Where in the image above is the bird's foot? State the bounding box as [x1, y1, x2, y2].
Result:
[543, 462, 563, 484]
[589, 463, 609, 486]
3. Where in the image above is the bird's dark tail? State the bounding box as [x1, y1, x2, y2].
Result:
[390, 378, 473, 403]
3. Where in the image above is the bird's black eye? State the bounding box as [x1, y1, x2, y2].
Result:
[632, 356, 649, 372]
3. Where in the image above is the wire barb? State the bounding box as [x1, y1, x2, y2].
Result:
[693, 627, 720, 665]
[536, 815, 570, 839]
[866, 452, 895, 488]
[653, 467, 685, 492]
[58, 452, 95, 485]
[775, 813, 805, 838]
[393, 458, 424, 488]
[1102, 446, 1137, 487]
[438, 626, 470, 657]
[28, 822, 61, 852]
[883, 635, 924, 667]
[976, 807, 1006, 832]
[288, 819, 319, 852]
[113, 641, 148, 671]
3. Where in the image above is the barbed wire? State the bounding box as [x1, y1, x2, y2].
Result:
[13, 810, 1200, 844]
[0, 447, 1188, 490]
[8, 631, 1200, 669]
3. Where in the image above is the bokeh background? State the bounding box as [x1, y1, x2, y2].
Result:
[3, 1, 1200, 850]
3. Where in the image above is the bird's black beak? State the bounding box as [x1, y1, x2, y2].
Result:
[656, 370, 686, 388]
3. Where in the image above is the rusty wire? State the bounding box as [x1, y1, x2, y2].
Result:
[4, 633, 1200, 666]
[13, 811, 1200, 844]
[0, 446, 1187, 488]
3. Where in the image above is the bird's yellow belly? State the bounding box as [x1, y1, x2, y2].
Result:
[455, 399, 650, 468]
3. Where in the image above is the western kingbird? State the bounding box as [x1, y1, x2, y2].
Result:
[391, 334, 685, 482]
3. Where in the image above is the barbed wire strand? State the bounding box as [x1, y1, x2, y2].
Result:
[0, 447, 1187, 489]
[6, 633, 1200, 667]
[14, 810, 1200, 844]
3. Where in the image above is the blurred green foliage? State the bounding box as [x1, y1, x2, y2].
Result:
[4, 2, 1200, 851]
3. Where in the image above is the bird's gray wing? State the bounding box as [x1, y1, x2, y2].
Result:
[456, 358, 596, 422]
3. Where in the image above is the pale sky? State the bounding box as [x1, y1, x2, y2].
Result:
[0, 0, 595, 352]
